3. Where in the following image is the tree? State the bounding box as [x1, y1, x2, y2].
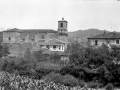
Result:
[49, 52, 61, 63]
[24, 48, 37, 68]
[68, 41, 86, 65]
[33, 49, 48, 62]
[0, 44, 9, 58]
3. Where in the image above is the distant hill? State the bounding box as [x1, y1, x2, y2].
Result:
[68, 29, 109, 43]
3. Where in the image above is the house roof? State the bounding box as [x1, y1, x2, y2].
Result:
[38, 38, 65, 45]
[87, 32, 120, 39]
[4, 28, 57, 33]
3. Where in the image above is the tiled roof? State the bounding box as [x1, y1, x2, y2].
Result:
[38, 38, 65, 45]
[59, 33, 68, 36]
[4, 28, 57, 33]
[87, 32, 120, 39]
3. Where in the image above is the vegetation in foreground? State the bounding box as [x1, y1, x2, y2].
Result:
[0, 42, 120, 89]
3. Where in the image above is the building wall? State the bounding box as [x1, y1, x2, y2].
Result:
[28, 32, 35, 42]
[34, 33, 58, 42]
[40, 45, 64, 52]
[58, 35, 68, 49]
[3, 32, 20, 43]
[89, 39, 120, 46]
[46, 33, 58, 40]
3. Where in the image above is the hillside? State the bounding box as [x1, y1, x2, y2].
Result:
[68, 29, 109, 42]
[0, 32, 3, 43]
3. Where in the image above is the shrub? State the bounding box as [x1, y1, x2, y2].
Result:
[36, 62, 63, 70]
[42, 72, 79, 87]
[0, 44, 9, 58]
[0, 58, 17, 73]
[105, 83, 114, 90]
[42, 72, 61, 82]
[33, 49, 48, 62]
[87, 82, 103, 88]
[61, 74, 79, 86]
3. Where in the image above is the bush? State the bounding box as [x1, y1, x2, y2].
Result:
[60, 65, 86, 79]
[61, 74, 79, 86]
[42, 72, 61, 82]
[0, 44, 9, 58]
[42, 72, 79, 87]
[87, 82, 103, 88]
[0, 58, 17, 73]
[105, 83, 114, 90]
[36, 62, 63, 71]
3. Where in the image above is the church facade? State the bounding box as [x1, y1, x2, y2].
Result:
[2, 18, 68, 57]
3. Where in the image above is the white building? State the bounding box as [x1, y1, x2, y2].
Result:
[37, 38, 65, 52]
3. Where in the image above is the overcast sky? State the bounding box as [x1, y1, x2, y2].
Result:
[0, 0, 120, 32]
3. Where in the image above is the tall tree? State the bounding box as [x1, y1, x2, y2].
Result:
[0, 44, 9, 58]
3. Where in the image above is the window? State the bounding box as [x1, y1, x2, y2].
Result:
[8, 37, 11, 41]
[59, 46, 61, 50]
[95, 40, 98, 45]
[42, 36, 44, 39]
[40, 45, 43, 47]
[53, 45, 56, 49]
[47, 45, 49, 49]
[61, 23, 63, 27]
[107, 40, 110, 44]
[62, 45, 63, 50]
[23, 38, 25, 41]
[116, 40, 119, 44]
[31, 39, 34, 41]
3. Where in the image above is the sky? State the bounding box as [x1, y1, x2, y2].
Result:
[0, 0, 120, 32]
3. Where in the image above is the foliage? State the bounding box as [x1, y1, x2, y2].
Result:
[49, 52, 61, 63]
[60, 74, 79, 86]
[42, 72, 61, 82]
[2, 41, 120, 87]
[87, 82, 103, 88]
[105, 83, 114, 90]
[68, 41, 86, 65]
[33, 49, 48, 62]
[42, 72, 79, 87]
[24, 48, 37, 69]
[0, 44, 9, 58]
[36, 62, 63, 70]
[0, 71, 84, 90]
[64, 42, 120, 87]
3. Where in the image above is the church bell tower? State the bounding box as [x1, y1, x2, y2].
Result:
[58, 18, 68, 49]
[58, 18, 68, 35]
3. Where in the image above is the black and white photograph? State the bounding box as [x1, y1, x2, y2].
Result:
[0, 0, 120, 90]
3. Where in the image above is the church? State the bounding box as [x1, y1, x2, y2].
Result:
[2, 18, 68, 57]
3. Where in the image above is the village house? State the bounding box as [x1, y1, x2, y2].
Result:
[87, 31, 120, 47]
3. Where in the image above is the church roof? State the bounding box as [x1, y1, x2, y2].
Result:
[87, 32, 120, 39]
[4, 28, 57, 33]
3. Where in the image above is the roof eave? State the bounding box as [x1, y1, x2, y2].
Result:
[87, 38, 120, 39]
